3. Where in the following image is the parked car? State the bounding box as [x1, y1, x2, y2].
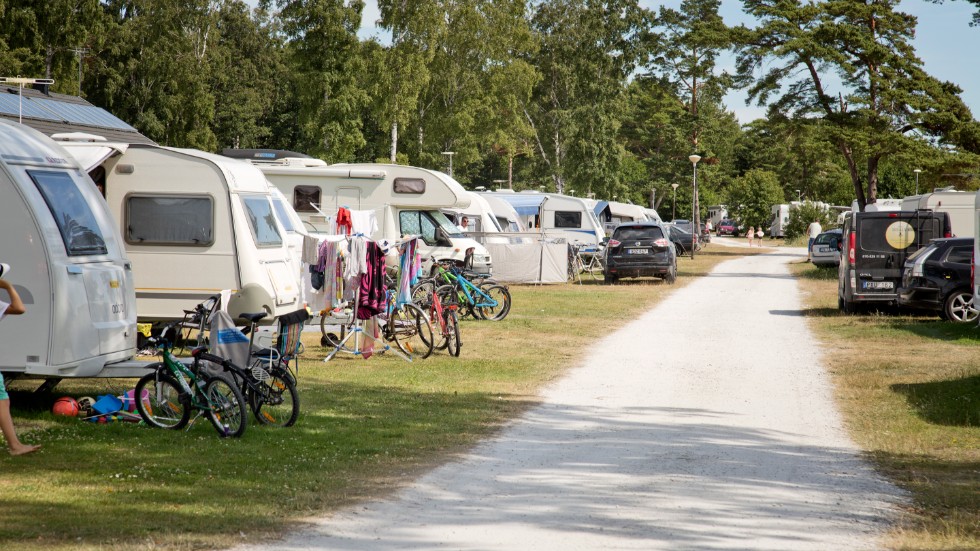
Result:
[603, 222, 677, 284]
[717, 219, 739, 236]
[838, 210, 951, 313]
[898, 237, 977, 322]
[668, 224, 697, 255]
[811, 229, 843, 267]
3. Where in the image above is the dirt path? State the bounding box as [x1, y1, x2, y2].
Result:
[232, 240, 904, 550]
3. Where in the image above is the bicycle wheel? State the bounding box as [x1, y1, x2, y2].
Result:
[135, 369, 190, 430]
[203, 375, 247, 438]
[391, 303, 434, 359]
[434, 285, 458, 349]
[444, 309, 461, 357]
[477, 284, 512, 321]
[249, 366, 300, 427]
[319, 311, 347, 347]
[410, 278, 438, 307]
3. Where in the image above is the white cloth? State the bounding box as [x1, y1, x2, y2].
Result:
[350, 209, 379, 236]
[807, 222, 823, 239]
[0, 298, 8, 321]
[302, 235, 320, 264]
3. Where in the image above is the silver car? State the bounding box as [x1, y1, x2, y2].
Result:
[811, 229, 843, 267]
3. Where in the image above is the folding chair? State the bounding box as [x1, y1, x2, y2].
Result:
[176, 294, 220, 355]
[253, 308, 310, 381]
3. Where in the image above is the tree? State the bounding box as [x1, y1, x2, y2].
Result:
[725, 168, 783, 229]
[736, 0, 978, 211]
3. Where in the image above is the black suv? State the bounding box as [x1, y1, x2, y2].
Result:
[898, 237, 976, 322]
[604, 222, 677, 284]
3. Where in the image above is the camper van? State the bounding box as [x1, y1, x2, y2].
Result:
[444, 191, 512, 244]
[487, 191, 605, 247]
[901, 191, 974, 238]
[768, 203, 795, 238]
[223, 151, 494, 275]
[55, 138, 301, 323]
[0, 120, 138, 378]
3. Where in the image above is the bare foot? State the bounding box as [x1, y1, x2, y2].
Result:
[9, 444, 40, 456]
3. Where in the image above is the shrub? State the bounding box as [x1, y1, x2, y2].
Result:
[786, 201, 837, 239]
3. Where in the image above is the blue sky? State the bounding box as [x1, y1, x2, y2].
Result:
[351, 0, 980, 124]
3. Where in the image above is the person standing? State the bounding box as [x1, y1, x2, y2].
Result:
[807, 218, 823, 261]
[746, 226, 755, 247]
[0, 264, 40, 456]
[756, 226, 764, 246]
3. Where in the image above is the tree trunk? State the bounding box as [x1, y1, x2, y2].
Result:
[390, 122, 397, 163]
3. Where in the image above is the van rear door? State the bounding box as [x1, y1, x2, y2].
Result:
[855, 212, 945, 296]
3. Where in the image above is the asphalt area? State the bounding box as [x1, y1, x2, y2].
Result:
[232, 237, 904, 551]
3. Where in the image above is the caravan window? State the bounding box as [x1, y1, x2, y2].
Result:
[271, 196, 297, 233]
[393, 178, 425, 194]
[126, 195, 213, 245]
[554, 210, 582, 228]
[399, 210, 460, 245]
[29, 170, 108, 256]
[293, 185, 320, 213]
[241, 195, 284, 247]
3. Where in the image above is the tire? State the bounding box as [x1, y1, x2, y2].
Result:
[477, 285, 512, 321]
[838, 295, 855, 315]
[391, 303, 434, 359]
[944, 289, 978, 323]
[665, 264, 677, 284]
[203, 375, 247, 438]
[604, 274, 618, 284]
[319, 312, 347, 347]
[411, 278, 438, 308]
[249, 367, 300, 427]
[135, 369, 190, 429]
[444, 309, 461, 357]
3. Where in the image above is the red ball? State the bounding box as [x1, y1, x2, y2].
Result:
[52, 397, 80, 417]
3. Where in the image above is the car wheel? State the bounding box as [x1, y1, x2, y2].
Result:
[604, 274, 618, 285]
[838, 295, 854, 315]
[664, 265, 676, 284]
[943, 289, 978, 323]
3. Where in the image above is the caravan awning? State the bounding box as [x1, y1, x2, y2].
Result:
[496, 194, 546, 217]
[593, 200, 611, 222]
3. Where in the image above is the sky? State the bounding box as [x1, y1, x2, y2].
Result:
[348, 0, 980, 124]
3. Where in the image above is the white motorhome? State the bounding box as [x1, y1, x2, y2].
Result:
[0, 120, 138, 378]
[224, 151, 493, 275]
[480, 193, 528, 233]
[444, 191, 510, 244]
[707, 205, 728, 227]
[902, 191, 974, 237]
[488, 191, 605, 247]
[768, 203, 796, 238]
[56, 138, 301, 323]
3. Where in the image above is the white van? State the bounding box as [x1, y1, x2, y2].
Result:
[902, 191, 974, 238]
[0, 120, 138, 377]
[488, 191, 605, 247]
[225, 151, 493, 275]
[56, 138, 301, 323]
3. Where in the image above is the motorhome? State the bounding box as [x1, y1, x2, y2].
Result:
[707, 205, 728, 227]
[901, 190, 974, 237]
[55, 137, 301, 324]
[444, 191, 512, 245]
[481, 193, 528, 233]
[223, 150, 493, 275]
[768, 203, 796, 238]
[486, 191, 605, 247]
[0, 120, 138, 378]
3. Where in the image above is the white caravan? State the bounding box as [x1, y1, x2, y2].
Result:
[226, 152, 494, 275]
[607, 201, 650, 232]
[902, 191, 974, 237]
[480, 193, 528, 233]
[56, 138, 301, 323]
[488, 191, 605, 247]
[0, 120, 138, 377]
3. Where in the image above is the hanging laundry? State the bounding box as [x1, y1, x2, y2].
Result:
[336, 207, 352, 235]
[357, 241, 387, 320]
[350, 209, 379, 236]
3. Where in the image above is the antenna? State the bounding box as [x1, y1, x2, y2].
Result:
[0, 77, 56, 123]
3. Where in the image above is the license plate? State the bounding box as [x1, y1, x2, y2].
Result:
[862, 281, 894, 290]
[627, 248, 649, 255]
[817, 247, 830, 253]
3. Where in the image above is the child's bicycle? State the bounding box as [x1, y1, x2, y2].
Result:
[134, 325, 248, 438]
[414, 259, 511, 321]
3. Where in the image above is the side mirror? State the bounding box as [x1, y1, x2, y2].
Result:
[601, 237, 609, 245]
[434, 227, 453, 247]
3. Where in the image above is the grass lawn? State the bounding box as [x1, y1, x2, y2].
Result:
[0, 249, 735, 551]
[792, 260, 980, 550]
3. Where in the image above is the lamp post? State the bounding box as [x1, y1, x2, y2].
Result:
[914, 169, 922, 195]
[671, 183, 679, 220]
[795, 189, 802, 202]
[441, 151, 455, 177]
[689, 154, 701, 259]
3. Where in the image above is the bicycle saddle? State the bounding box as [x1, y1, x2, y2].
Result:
[239, 312, 268, 323]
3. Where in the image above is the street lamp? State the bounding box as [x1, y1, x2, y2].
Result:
[689, 154, 701, 259]
[671, 183, 679, 220]
[442, 151, 456, 177]
[914, 169, 922, 195]
[795, 189, 802, 202]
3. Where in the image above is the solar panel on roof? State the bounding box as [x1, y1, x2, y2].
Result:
[0, 93, 55, 120]
[33, 98, 136, 131]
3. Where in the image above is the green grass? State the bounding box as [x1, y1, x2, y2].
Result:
[792, 260, 980, 550]
[0, 250, 733, 551]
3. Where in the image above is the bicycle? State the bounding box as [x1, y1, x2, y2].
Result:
[414, 281, 461, 356]
[416, 260, 511, 321]
[134, 325, 248, 438]
[568, 242, 605, 282]
[381, 288, 435, 359]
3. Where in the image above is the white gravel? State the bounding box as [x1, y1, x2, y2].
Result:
[232, 238, 905, 550]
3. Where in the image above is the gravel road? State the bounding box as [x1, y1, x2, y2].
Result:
[232, 239, 904, 551]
